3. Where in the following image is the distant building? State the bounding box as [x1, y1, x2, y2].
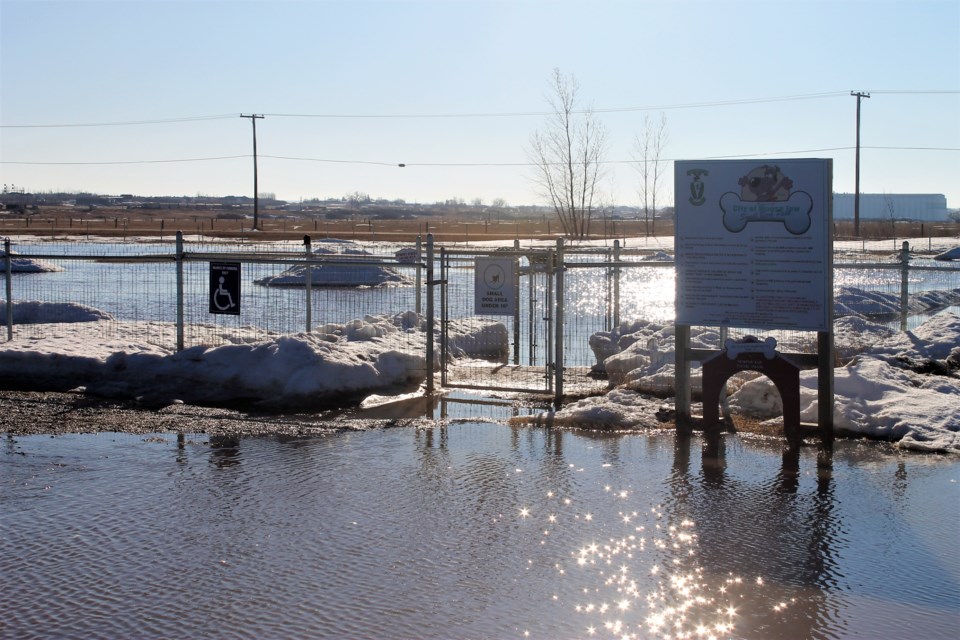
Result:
[833, 193, 948, 221]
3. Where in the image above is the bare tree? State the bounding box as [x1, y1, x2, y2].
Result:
[528, 69, 606, 239]
[633, 112, 669, 236]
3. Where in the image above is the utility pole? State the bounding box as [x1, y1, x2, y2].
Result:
[851, 92, 870, 237]
[240, 114, 264, 230]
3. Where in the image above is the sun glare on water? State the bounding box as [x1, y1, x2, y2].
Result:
[520, 488, 757, 639]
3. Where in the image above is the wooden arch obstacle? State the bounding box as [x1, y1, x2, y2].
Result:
[701, 337, 803, 449]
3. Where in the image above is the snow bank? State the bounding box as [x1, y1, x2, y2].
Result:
[641, 251, 674, 262]
[590, 320, 720, 391]
[576, 311, 960, 453]
[729, 312, 960, 453]
[0, 250, 63, 273]
[591, 288, 958, 379]
[511, 388, 669, 430]
[446, 318, 510, 360]
[254, 244, 410, 287]
[0, 309, 504, 410]
[934, 246, 960, 261]
[2, 300, 112, 324]
[834, 286, 960, 319]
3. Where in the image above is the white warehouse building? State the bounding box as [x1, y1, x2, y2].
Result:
[833, 193, 949, 221]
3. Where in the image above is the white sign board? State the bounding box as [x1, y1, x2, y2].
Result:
[674, 159, 832, 331]
[474, 256, 516, 316]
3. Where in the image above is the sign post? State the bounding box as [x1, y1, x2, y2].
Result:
[674, 159, 833, 446]
[209, 262, 241, 315]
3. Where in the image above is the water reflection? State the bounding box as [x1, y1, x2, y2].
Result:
[660, 434, 843, 639]
[208, 434, 242, 468]
[559, 433, 847, 639]
[3, 427, 957, 639]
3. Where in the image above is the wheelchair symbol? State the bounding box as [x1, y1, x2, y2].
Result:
[213, 272, 236, 311]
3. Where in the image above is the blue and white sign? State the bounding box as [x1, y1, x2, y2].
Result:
[675, 159, 832, 332]
[474, 256, 516, 316]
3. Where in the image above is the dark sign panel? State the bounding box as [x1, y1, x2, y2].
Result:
[209, 262, 241, 315]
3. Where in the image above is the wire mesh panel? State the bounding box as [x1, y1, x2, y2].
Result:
[565, 249, 678, 398]
[560, 243, 959, 403]
[3, 239, 178, 348]
[557, 250, 619, 397]
[3, 237, 426, 363]
[439, 248, 555, 394]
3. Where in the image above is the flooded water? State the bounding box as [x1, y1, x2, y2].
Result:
[4, 425, 958, 639]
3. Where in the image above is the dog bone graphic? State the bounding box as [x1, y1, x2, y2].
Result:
[719, 191, 813, 235]
[724, 336, 778, 360]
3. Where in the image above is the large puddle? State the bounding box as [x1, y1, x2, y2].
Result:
[3, 425, 958, 639]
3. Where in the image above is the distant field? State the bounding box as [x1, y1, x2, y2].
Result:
[0, 206, 668, 243]
[0, 206, 955, 243]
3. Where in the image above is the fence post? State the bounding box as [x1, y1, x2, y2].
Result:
[554, 237, 565, 404]
[604, 247, 613, 330]
[545, 248, 554, 392]
[440, 247, 448, 388]
[613, 239, 621, 329]
[528, 263, 537, 365]
[513, 239, 521, 365]
[4, 238, 12, 342]
[175, 231, 184, 352]
[425, 234, 435, 395]
[675, 324, 691, 431]
[899, 240, 910, 332]
[415, 235, 422, 315]
[304, 235, 312, 333]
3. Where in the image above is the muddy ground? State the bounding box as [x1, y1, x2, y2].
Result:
[0, 389, 406, 437]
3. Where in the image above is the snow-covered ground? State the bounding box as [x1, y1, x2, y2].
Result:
[534, 310, 960, 454]
[0, 306, 508, 410]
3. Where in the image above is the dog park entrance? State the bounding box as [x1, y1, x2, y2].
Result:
[437, 243, 616, 399]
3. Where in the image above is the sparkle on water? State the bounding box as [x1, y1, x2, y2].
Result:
[544, 487, 748, 640]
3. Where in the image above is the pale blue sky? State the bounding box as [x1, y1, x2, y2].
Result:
[2, 0, 958, 207]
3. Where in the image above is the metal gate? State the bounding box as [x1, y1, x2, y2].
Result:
[439, 246, 558, 395]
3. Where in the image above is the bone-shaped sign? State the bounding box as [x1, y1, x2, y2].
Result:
[724, 336, 778, 360]
[719, 191, 813, 235]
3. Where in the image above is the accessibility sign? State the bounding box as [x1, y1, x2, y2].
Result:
[209, 262, 241, 315]
[474, 256, 516, 316]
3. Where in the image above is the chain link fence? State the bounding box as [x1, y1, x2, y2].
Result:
[4, 234, 959, 405]
[3, 235, 424, 357]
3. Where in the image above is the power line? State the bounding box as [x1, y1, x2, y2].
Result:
[862, 89, 960, 94]
[4, 145, 955, 168]
[0, 155, 249, 165]
[264, 92, 853, 119]
[6, 90, 955, 128]
[0, 114, 238, 129]
[260, 154, 399, 167]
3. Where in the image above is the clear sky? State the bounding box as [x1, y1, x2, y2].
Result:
[1, 0, 958, 208]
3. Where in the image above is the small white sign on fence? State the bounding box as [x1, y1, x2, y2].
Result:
[474, 256, 516, 316]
